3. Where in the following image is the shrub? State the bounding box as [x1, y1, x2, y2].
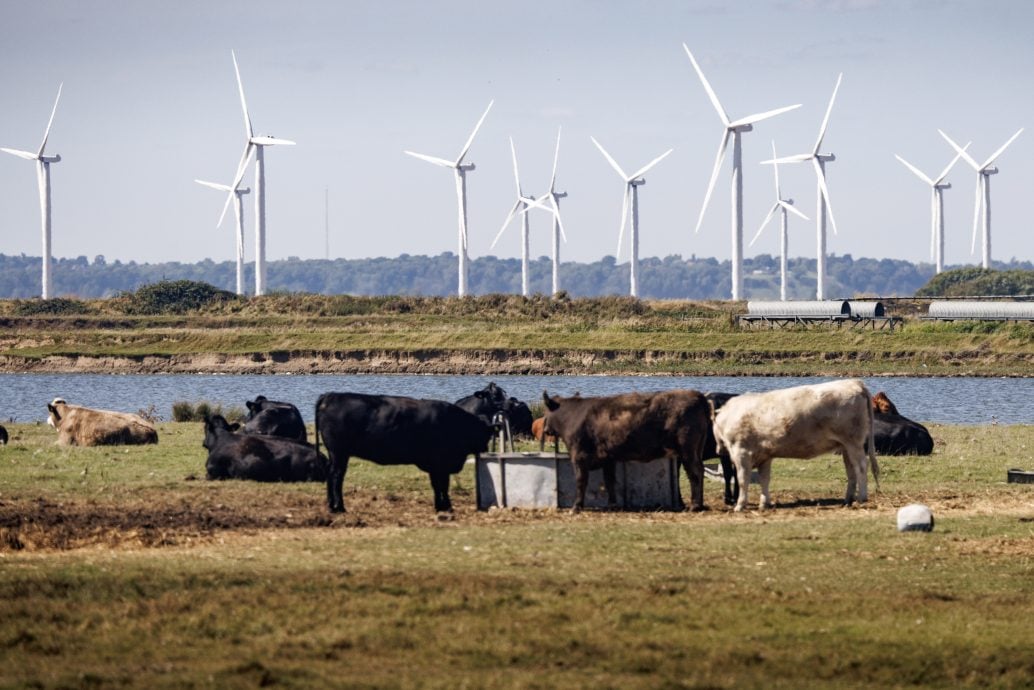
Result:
[13, 298, 93, 316]
[120, 280, 237, 315]
[171, 400, 246, 423]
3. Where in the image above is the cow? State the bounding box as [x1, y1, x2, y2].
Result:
[0, 424, 7, 446]
[702, 392, 738, 506]
[712, 379, 879, 512]
[243, 395, 307, 444]
[203, 414, 328, 482]
[46, 398, 158, 446]
[454, 383, 534, 437]
[316, 393, 494, 514]
[542, 389, 713, 513]
[531, 416, 558, 452]
[871, 392, 934, 456]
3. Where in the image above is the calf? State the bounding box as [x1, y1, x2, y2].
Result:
[46, 398, 158, 446]
[203, 415, 327, 482]
[542, 389, 712, 512]
[712, 379, 879, 512]
[316, 393, 493, 513]
[243, 395, 307, 444]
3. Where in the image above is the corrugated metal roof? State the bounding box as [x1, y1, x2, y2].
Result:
[927, 301, 1034, 320]
[848, 301, 885, 318]
[747, 300, 851, 317]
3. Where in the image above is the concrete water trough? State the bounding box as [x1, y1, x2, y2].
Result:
[475, 452, 683, 511]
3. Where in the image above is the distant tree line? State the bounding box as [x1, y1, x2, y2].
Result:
[1, 251, 1032, 300]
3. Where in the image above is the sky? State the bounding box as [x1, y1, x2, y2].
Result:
[1, 0, 1032, 277]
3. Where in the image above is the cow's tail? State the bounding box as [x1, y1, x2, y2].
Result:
[867, 390, 880, 490]
[314, 393, 324, 461]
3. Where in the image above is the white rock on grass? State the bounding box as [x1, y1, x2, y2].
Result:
[897, 503, 934, 532]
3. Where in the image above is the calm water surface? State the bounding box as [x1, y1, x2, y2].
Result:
[2, 373, 1031, 425]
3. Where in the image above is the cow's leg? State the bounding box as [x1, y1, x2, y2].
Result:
[684, 454, 706, 512]
[757, 460, 773, 510]
[429, 471, 452, 512]
[572, 458, 588, 514]
[327, 453, 350, 513]
[602, 460, 618, 509]
[842, 445, 868, 505]
[732, 450, 752, 512]
[719, 452, 739, 506]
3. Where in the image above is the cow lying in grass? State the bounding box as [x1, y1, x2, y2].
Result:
[46, 398, 158, 446]
[203, 414, 328, 482]
[243, 395, 307, 444]
[871, 392, 934, 456]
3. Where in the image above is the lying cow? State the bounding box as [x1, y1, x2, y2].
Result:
[542, 389, 712, 512]
[203, 414, 328, 482]
[871, 392, 934, 456]
[316, 393, 494, 513]
[46, 398, 158, 446]
[712, 379, 879, 512]
[455, 383, 534, 437]
[531, 416, 559, 452]
[243, 395, 307, 444]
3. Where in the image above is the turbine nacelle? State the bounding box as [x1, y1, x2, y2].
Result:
[730, 124, 753, 133]
[40, 154, 61, 163]
[982, 167, 999, 176]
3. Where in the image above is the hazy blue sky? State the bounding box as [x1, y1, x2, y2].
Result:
[1, 0, 1031, 273]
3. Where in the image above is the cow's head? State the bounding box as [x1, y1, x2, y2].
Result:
[245, 395, 269, 418]
[46, 398, 68, 428]
[872, 392, 899, 416]
[203, 414, 239, 449]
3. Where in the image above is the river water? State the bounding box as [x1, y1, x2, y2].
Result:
[2, 373, 1031, 425]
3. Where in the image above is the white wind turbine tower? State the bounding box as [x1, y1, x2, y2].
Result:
[2, 83, 63, 299]
[894, 143, 969, 275]
[404, 101, 494, 297]
[196, 179, 251, 295]
[683, 44, 801, 301]
[591, 136, 674, 298]
[491, 138, 537, 296]
[763, 73, 843, 300]
[749, 142, 809, 301]
[938, 128, 1024, 270]
[521, 127, 568, 296]
[219, 50, 295, 297]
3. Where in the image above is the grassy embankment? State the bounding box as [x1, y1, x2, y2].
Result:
[1, 294, 1032, 375]
[2, 421, 1034, 688]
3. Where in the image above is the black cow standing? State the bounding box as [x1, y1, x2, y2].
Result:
[243, 396, 307, 444]
[454, 383, 534, 437]
[0, 424, 7, 446]
[204, 415, 328, 482]
[703, 392, 739, 506]
[316, 393, 493, 513]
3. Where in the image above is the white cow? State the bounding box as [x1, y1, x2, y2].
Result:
[712, 379, 879, 511]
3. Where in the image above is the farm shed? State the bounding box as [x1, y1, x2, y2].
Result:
[925, 301, 1034, 321]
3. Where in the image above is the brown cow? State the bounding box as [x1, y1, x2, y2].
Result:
[542, 389, 712, 512]
[531, 416, 558, 451]
[872, 391, 899, 415]
[46, 398, 158, 446]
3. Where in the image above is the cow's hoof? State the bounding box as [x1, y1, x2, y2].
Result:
[435, 512, 455, 522]
[329, 505, 346, 514]
[689, 504, 709, 513]
[571, 506, 583, 515]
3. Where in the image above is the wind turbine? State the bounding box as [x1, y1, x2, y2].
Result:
[196, 179, 251, 295]
[894, 142, 969, 274]
[2, 83, 63, 299]
[763, 73, 843, 300]
[938, 129, 1024, 269]
[683, 44, 801, 301]
[591, 136, 673, 298]
[521, 126, 568, 296]
[491, 138, 537, 296]
[749, 142, 809, 301]
[404, 100, 494, 297]
[220, 50, 295, 297]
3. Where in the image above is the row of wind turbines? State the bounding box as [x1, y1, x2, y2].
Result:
[2, 46, 1025, 301]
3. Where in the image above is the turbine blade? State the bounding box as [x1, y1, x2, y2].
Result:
[894, 154, 933, 185]
[971, 175, 981, 254]
[630, 148, 674, 180]
[771, 141, 781, 198]
[195, 179, 232, 192]
[231, 50, 254, 138]
[728, 103, 802, 129]
[780, 200, 809, 221]
[682, 44, 729, 126]
[550, 195, 568, 243]
[509, 137, 522, 196]
[549, 125, 562, 191]
[251, 136, 296, 146]
[1, 147, 40, 161]
[749, 203, 780, 247]
[617, 185, 630, 261]
[220, 143, 254, 227]
[404, 151, 455, 168]
[695, 130, 730, 234]
[981, 128, 1024, 169]
[938, 130, 980, 170]
[760, 153, 812, 165]
[37, 82, 63, 157]
[455, 99, 494, 166]
[813, 158, 838, 236]
[933, 142, 970, 185]
[812, 72, 842, 154]
[491, 200, 523, 249]
[590, 136, 627, 179]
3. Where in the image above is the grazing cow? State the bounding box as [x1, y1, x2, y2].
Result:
[454, 383, 534, 438]
[46, 398, 158, 446]
[871, 392, 934, 456]
[203, 415, 328, 482]
[542, 389, 713, 512]
[712, 379, 879, 512]
[316, 393, 494, 513]
[243, 395, 307, 444]
[0, 424, 7, 446]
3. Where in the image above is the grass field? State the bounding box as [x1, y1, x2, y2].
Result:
[2, 421, 1034, 688]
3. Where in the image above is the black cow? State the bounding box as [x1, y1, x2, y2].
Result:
[870, 392, 934, 456]
[243, 396, 307, 444]
[0, 424, 7, 446]
[203, 414, 328, 482]
[455, 383, 533, 437]
[316, 393, 494, 513]
[542, 389, 713, 512]
[703, 392, 739, 506]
